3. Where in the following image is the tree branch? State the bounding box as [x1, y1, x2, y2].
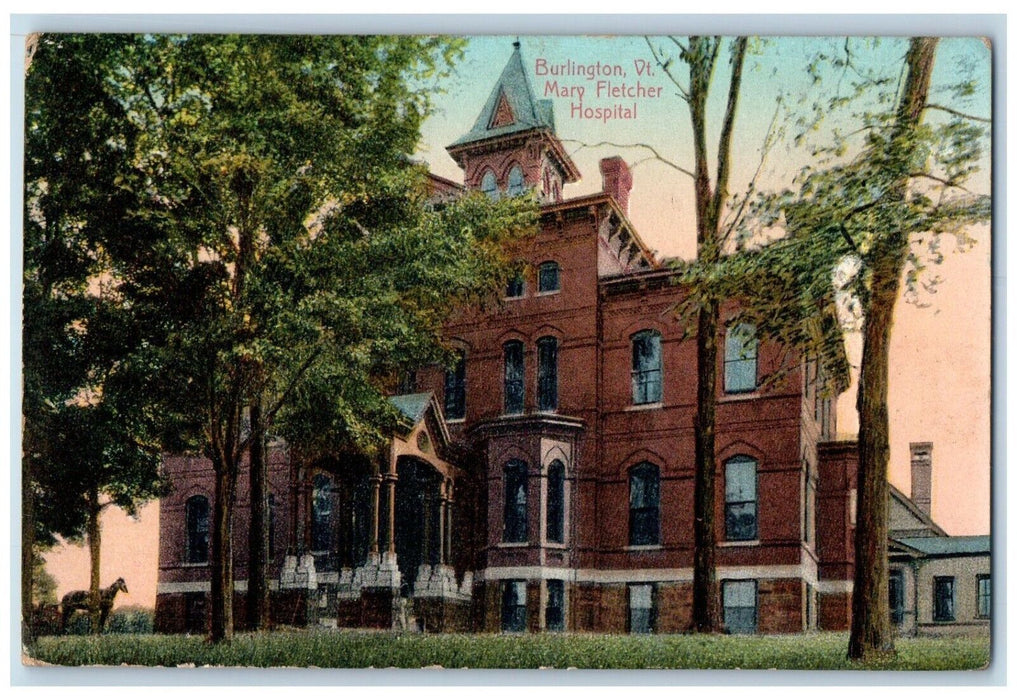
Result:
[562, 139, 695, 180]
[924, 103, 991, 123]
[644, 37, 689, 101]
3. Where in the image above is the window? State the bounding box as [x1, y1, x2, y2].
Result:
[502, 580, 527, 632]
[503, 341, 525, 414]
[444, 353, 466, 420]
[629, 462, 660, 546]
[889, 569, 905, 625]
[185, 495, 210, 564]
[725, 456, 758, 541]
[538, 261, 560, 293]
[724, 322, 758, 393]
[723, 580, 758, 633]
[933, 576, 955, 622]
[976, 575, 991, 619]
[803, 462, 816, 546]
[505, 271, 525, 298]
[546, 459, 565, 543]
[628, 583, 656, 634]
[503, 460, 528, 543]
[546, 580, 565, 631]
[631, 330, 662, 404]
[508, 165, 526, 196]
[481, 170, 499, 201]
[312, 474, 333, 553]
[537, 336, 558, 411]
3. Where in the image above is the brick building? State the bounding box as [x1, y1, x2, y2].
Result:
[156, 43, 904, 636]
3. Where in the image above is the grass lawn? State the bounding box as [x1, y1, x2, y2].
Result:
[25, 630, 990, 670]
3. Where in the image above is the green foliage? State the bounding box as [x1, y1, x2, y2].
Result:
[670, 38, 989, 391]
[26, 630, 989, 670]
[31, 555, 58, 606]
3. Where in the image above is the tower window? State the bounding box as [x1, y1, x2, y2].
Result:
[508, 165, 525, 196]
[481, 170, 499, 201]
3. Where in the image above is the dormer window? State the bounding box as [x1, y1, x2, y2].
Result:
[508, 165, 525, 196]
[481, 171, 499, 201]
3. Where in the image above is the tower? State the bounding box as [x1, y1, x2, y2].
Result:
[446, 42, 580, 203]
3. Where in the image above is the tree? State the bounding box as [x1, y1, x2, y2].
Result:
[23, 34, 167, 642]
[38, 35, 536, 643]
[676, 37, 989, 658]
[643, 36, 749, 633]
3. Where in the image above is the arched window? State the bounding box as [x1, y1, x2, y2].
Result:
[631, 330, 662, 404]
[503, 460, 528, 543]
[185, 495, 210, 564]
[508, 165, 526, 196]
[503, 340, 525, 414]
[724, 323, 758, 393]
[481, 170, 499, 201]
[546, 459, 565, 543]
[444, 352, 466, 420]
[537, 336, 558, 412]
[629, 462, 660, 546]
[312, 474, 333, 553]
[538, 261, 560, 293]
[725, 456, 758, 541]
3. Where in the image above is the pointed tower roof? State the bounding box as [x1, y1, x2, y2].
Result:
[450, 42, 555, 148]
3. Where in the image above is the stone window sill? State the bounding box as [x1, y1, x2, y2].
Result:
[626, 402, 663, 411]
[626, 544, 663, 552]
[498, 541, 529, 548]
[719, 540, 760, 547]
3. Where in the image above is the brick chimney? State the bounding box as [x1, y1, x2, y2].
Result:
[910, 442, 933, 516]
[599, 156, 633, 215]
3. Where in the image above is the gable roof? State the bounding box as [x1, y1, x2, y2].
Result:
[387, 391, 452, 448]
[449, 42, 556, 148]
[893, 535, 990, 556]
[889, 483, 947, 537]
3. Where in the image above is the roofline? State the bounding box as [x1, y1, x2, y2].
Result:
[446, 127, 581, 183]
[539, 192, 659, 269]
[426, 172, 464, 191]
[889, 483, 948, 537]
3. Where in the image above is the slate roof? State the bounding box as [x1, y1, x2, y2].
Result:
[450, 42, 556, 148]
[893, 535, 991, 556]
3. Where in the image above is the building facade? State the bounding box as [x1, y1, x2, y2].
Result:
[155, 44, 986, 636]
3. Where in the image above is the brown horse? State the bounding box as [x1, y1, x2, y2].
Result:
[61, 577, 128, 632]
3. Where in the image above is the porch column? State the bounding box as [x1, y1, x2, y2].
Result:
[422, 490, 433, 566]
[385, 473, 398, 556]
[437, 483, 447, 565]
[369, 474, 382, 555]
[444, 482, 454, 565]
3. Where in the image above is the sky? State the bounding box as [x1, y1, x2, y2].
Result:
[41, 35, 992, 609]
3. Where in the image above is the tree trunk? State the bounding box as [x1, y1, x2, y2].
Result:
[688, 36, 747, 634]
[21, 458, 37, 647]
[847, 36, 938, 662]
[692, 299, 721, 632]
[209, 457, 238, 643]
[87, 486, 102, 634]
[246, 398, 270, 631]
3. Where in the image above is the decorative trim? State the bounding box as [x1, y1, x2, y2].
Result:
[156, 580, 282, 594]
[815, 580, 853, 594]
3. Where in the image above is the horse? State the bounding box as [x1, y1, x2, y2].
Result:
[60, 577, 128, 633]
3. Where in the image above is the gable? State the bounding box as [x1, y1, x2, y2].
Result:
[489, 91, 516, 128]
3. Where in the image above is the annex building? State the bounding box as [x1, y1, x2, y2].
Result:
[155, 44, 988, 636]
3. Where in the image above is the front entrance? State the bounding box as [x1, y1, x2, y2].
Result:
[394, 457, 443, 595]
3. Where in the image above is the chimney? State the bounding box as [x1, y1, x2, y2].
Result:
[599, 156, 633, 215]
[910, 442, 933, 516]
